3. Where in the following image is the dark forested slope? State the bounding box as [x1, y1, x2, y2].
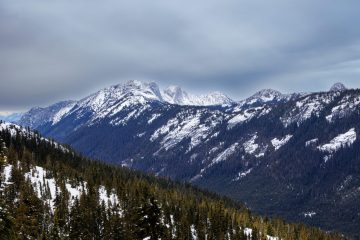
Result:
[0, 122, 344, 239]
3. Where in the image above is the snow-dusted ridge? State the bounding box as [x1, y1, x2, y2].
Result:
[0, 122, 70, 153]
[18, 80, 352, 130]
[2, 163, 119, 212]
[18, 80, 234, 129]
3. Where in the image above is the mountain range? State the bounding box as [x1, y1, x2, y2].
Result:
[7, 80, 360, 237]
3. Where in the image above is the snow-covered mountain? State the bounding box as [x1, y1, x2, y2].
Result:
[15, 81, 360, 235]
[19, 100, 76, 129]
[0, 112, 23, 123]
[162, 85, 234, 106]
[239, 88, 305, 107]
[18, 80, 234, 129]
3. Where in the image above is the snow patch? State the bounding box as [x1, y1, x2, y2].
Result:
[211, 143, 239, 165]
[233, 168, 252, 181]
[24, 166, 58, 211]
[305, 138, 318, 147]
[243, 134, 258, 155]
[151, 112, 221, 152]
[52, 103, 76, 125]
[65, 182, 87, 205]
[98, 186, 119, 208]
[228, 106, 271, 129]
[271, 135, 292, 151]
[303, 211, 316, 218]
[190, 225, 198, 240]
[0, 165, 13, 190]
[148, 113, 161, 124]
[317, 128, 356, 162]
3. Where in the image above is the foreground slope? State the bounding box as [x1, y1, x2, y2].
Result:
[0, 122, 343, 239]
[17, 81, 360, 237]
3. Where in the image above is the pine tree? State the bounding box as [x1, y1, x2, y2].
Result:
[69, 198, 82, 239]
[133, 188, 164, 239]
[0, 198, 15, 239]
[15, 180, 44, 239]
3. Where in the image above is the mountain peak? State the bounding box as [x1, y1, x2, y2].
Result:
[244, 89, 283, 104]
[330, 82, 347, 92]
[108, 80, 162, 100]
[124, 79, 142, 87]
[256, 88, 282, 96]
[162, 86, 190, 105]
[162, 86, 233, 106]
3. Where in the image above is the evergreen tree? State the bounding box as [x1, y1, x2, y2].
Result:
[134, 189, 164, 239]
[0, 198, 15, 239]
[15, 180, 44, 239]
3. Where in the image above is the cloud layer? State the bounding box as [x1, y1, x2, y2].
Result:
[1, 0, 360, 111]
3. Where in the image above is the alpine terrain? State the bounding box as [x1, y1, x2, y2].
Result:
[16, 80, 360, 237]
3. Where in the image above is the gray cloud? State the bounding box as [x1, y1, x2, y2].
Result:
[1, 0, 360, 111]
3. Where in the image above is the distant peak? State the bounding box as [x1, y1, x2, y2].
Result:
[125, 79, 142, 87]
[164, 85, 184, 95]
[330, 82, 347, 92]
[250, 89, 282, 99]
[242, 88, 284, 105]
[207, 91, 227, 96]
[256, 89, 282, 95]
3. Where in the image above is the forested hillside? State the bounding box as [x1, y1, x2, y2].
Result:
[0, 122, 344, 239]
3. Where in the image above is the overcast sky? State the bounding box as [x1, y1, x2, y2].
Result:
[1, 0, 360, 112]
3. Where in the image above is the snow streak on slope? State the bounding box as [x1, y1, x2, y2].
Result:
[228, 106, 271, 129]
[151, 111, 222, 152]
[233, 168, 252, 181]
[243, 135, 258, 155]
[211, 143, 239, 165]
[191, 142, 240, 182]
[318, 128, 356, 159]
[271, 135, 292, 151]
[52, 102, 76, 125]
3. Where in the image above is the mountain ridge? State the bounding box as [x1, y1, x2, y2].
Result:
[13, 81, 360, 236]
